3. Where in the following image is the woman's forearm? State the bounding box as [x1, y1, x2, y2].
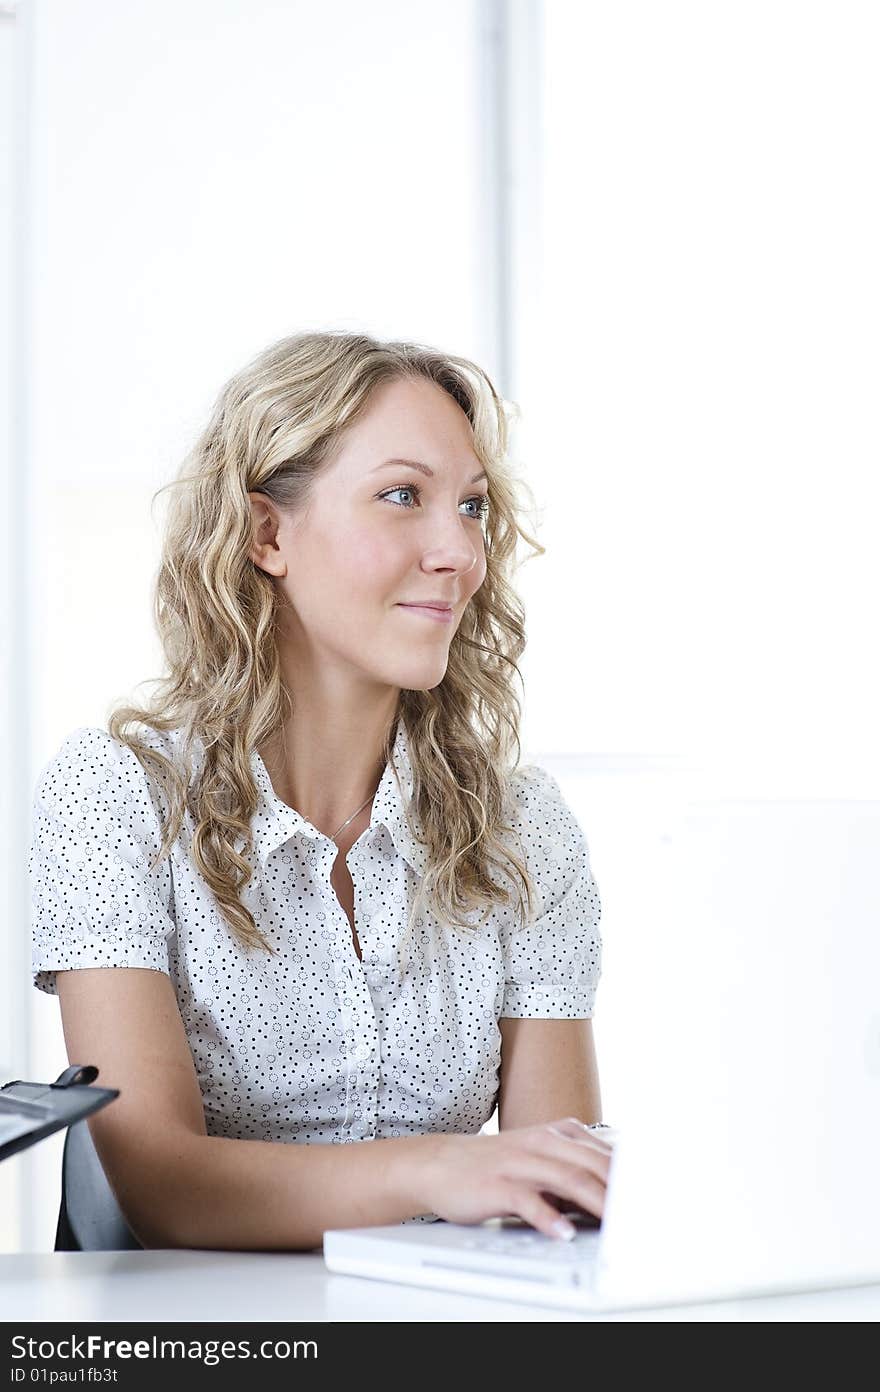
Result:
[124, 1128, 445, 1251]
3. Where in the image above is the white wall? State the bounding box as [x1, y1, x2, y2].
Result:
[0, 13, 17, 1076]
[521, 0, 880, 797]
[0, 0, 32, 1256]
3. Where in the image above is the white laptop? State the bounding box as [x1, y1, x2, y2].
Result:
[323, 796, 880, 1313]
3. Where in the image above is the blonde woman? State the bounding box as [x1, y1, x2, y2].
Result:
[28, 330, 611, 1251]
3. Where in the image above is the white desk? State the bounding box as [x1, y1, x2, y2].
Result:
[2, 1252, 880, 1322]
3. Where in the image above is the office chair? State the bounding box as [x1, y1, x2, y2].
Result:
[55, 1119, 142, 1251]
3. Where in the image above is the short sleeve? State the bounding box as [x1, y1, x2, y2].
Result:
[28, 726, 177, 995]
[500, 766, 602, 1019]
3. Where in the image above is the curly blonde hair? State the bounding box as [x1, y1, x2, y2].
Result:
[107, 330, 546, 953]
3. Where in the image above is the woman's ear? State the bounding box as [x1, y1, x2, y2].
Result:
[247, 492, 287, 577]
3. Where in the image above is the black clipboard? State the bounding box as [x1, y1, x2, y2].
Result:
[0, 1065, 119, 1162]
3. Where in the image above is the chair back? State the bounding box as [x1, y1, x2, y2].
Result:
[55, 1120, 142, 1251]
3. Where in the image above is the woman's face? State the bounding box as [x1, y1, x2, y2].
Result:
[249, 375, 489, 693]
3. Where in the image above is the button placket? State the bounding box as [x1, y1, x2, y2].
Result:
[330, 902, 378, 1138]
[313, 831, 380, 1140]
[340, 984, 379, 1139]
[340, 998, 379, 1135]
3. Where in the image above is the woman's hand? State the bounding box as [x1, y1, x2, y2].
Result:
[417, 1117, 615, 1240]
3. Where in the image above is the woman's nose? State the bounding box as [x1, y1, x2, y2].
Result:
[421, 530, 481, 575]
[421, 509, 483, 568]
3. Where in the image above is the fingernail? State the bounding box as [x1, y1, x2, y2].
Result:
[551, 1218, 576, 1241]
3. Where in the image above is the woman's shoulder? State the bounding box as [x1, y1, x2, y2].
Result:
[37, 721, 181, 770]
[504, 760, 596, 893]
[33, 723, 186, 815]
[506, 761, 584, 841]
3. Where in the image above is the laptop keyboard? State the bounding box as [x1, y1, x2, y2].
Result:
[455, 1224, 602, 1266]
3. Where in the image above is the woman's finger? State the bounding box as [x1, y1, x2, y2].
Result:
[543, 1126, 614, 1183]
[540, 1191, 602, 1226]
[545, 1122, 613, 1153]
[545, 1116, 615, 1149]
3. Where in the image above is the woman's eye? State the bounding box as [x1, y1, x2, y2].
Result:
[380, 483, 489, 519]
[382, 486, 419, 507]
[464, 495, 490, 519]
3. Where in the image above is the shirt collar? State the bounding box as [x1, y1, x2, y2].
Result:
[248, 720, 428, 877]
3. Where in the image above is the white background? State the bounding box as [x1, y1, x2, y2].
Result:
[2, 0, 878, 1252]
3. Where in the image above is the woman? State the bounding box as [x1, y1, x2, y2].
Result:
[29, 330, 611, 1251]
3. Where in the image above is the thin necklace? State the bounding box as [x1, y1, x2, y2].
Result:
[330, 782, 381, 843]
[259, 735, 384, 844]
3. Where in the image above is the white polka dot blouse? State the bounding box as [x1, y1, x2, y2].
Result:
[28, 722, 602, 1151]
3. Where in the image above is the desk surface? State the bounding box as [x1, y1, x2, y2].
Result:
[3, 1252, 880, 1322]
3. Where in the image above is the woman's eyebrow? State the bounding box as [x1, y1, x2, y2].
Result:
[373, 457, 488, 484]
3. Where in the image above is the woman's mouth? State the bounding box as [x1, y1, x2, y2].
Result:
[396, 603, 454, 625]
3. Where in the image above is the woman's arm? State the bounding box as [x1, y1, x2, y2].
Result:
[55, 967, 441, 1251]
[497, 1017, 603, 1131]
